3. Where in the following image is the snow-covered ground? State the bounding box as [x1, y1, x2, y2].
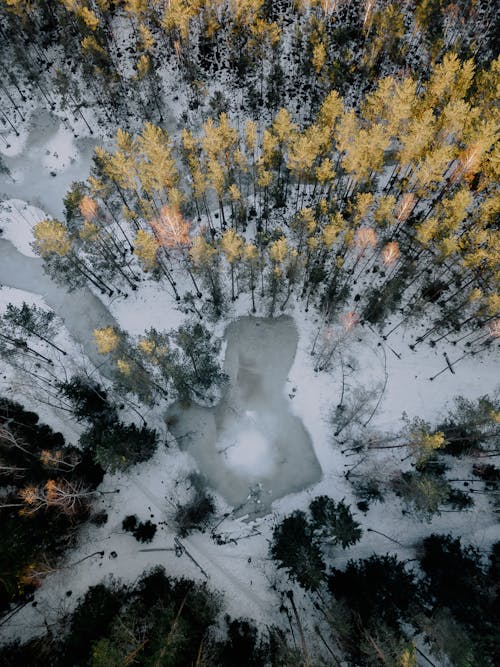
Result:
[1, 109, 499, 654]
[0, 109, 100, 219]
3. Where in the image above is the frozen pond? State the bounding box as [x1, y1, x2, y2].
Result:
[0, 238, 117, 374]
[0, 109, 99, 219]
[167, 316, 322, 513]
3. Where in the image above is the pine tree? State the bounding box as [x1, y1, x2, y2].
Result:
[94, 326, 120, 355]
[133, 229, 158, 271]
[243, 243, 260, 313]
[190, 235, 224, 316]
[221, 229, 243, 301]
[1, 302, 67, 356]
[33, 219, 72, 256]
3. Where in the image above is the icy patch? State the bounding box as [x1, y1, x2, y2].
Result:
[0, 237, 118, 374]
[167, 316, 322, 513]
[224, 428, 276, 478]
[0, 110, 100, 218]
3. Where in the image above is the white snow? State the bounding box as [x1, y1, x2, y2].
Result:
[0, 110, 100, 219]
[41, 124, 78, 172]
[224, 428, 275, 478]
[0, 199, 43, 257]
[1, 88, 499, 662]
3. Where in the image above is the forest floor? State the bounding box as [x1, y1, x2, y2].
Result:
[1, 108, 499, 647]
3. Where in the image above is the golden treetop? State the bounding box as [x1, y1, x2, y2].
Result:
[94, 326, 120, 354]
[33, 220, 71, 257]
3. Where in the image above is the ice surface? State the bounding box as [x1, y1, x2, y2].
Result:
[0, 109, 100, 218]
[224, 426, 276, 478]
[167, 316, 322, 513]
[0, 238, 117, 373]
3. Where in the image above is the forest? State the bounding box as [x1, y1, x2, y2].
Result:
[0, 1, 499, 666]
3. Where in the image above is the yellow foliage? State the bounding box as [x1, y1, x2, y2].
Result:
[363, 76, 416, 136]
[416, 217, 438, 246]
[79, 221, 99, 241]
[123, 0, 147, 16]
[375, 195, 396, 226]
[487, 293, 500, 315]
[76, 6, 99, 30]
[354, 192, 374, 223]
[336, 109, 358, 155]
[33, 219, 71, 257]
[116, 358, 131, 375]
[261, 129, 279, 165]
[410, 428, 445, 464]
[138, 122, 178, 193]
[315, 157, 335, 185]
[257, 167, 272, 188]
[398, 109, 435, 167]
[94, 327, 120, 354]
[312, 41, 327, 74]
[181, 127, 198, 156]
[342, 124, 389, 182]
[426, 53, 474, 107]
[116, 128, 133, 153]
[272, 108, 297, 144]
[244, 243, 259, 263]
[136, 54, 150, 79]
[441, 188, 473, 229]
[399, 644, 416, 667]
[438, 236, 459, 257]
[162, 0, 195, 42]
[244, 120, 257, 153]
[229, 183, 241, 201]
[221, 229, 243, 264]
[81, 35, 107, 58]
[137, 338, 155, 355]
[323, 213, 344, 248]
[269, 237, 289, 267]
[415, 145, 454, 188]
[317, 90, 343, 132]
[249, 17, 280, 48]
[88, 176, 107, 198]
[138, 23, 155, 51]
[298, 208, 316, 234]
[206, 158, 226, 196]
[469, 288, 482, 302]
[100, 145, 136, 190]
[133, 230, 158, 270]
[190, 235, 216, 268]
